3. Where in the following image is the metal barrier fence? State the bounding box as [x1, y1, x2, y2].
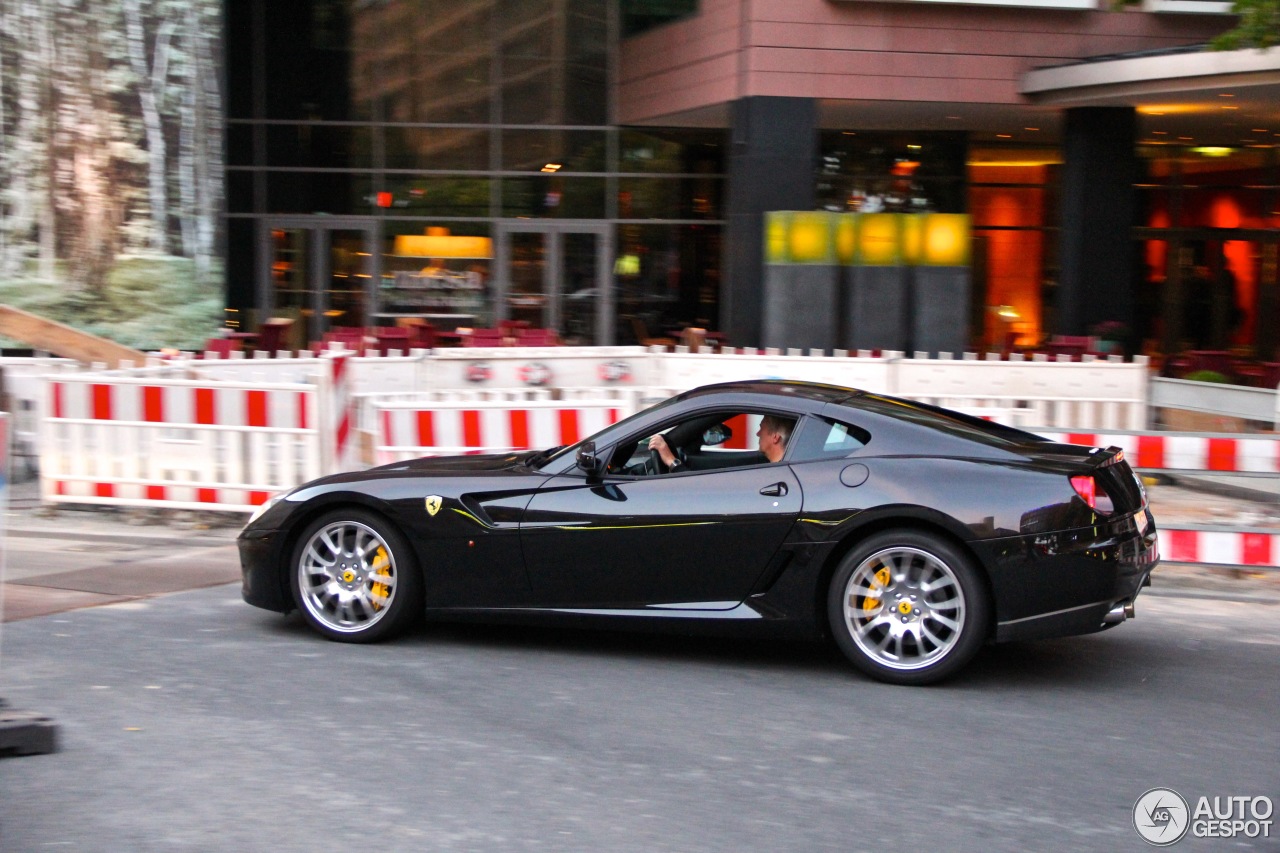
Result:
[37, 355, 353, 512]
[1036, 428, 1279, 570]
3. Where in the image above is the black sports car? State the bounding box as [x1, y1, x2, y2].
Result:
[239, 380, 1159, 685]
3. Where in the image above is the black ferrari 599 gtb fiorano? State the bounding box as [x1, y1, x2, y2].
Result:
[239, 380, 1158, 685]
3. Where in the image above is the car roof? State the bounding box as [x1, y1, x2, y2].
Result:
[679, 379, 860, 406]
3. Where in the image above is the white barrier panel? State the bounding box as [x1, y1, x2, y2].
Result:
[1036, 429, 1280, 475]
[428, 346, 654, 391]
[40, 374, 327, 511]
[373, 399, 629, 464]
[896, 353, 1149, 430]
[1161, 527, 1279, 568]
[655, 350, 897, 396]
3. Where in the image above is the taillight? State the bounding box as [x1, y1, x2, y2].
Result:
[1070, 474, 1115, 514]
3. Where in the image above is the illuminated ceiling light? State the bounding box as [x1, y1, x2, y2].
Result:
[541, 163, 562, 173]
[945, 115, 961, 120]
[1252, 128, 1268, 133]
[1023, 127, 1040, 131]
[842, 131, 857, 135]
[1192, 147, 1233, 157]
[1153, 131, 1168, 135]
[1221, 105, 1240, 110]
[996, 133, 1012, 138]
[907, 144, 922, 150]
[1178, 136, 1194, 141]
[1218, 92, 1234, 97]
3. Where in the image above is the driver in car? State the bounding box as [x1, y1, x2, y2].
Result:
[647, 414, 792, 472]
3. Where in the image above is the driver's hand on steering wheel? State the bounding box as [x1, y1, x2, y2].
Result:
[647, 434, 677, 467]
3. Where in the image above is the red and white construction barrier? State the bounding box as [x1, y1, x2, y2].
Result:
[373, 400, 624, 464]
[1038, 430, 1280, 475]
[1159, 528, 1279, 568]
[39, 355, 351, 511]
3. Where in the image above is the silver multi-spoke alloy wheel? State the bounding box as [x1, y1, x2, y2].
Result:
[297, 519, 398, 634]
[828, 530, 989, 685]
[842, 545, 965, 671]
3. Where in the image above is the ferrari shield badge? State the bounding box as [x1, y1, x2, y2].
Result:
[425, 495, 443, 517]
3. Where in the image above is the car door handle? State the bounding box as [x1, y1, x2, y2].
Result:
[759, 482, 788, 497]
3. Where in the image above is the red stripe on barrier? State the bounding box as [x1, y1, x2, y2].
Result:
[559, 409, 580, 445]
[1242, 533, 1273, 566]
[1206, 438, 1237, 472]
[195, 388, 216, 425]
[52, 383, 64, 419]
[55, 480, 65, 496]
[510, 409, 530, 449]
[143, 386, 164, 422]
[1135, 434, 1165, 469]
[723, 414, 749, 449]
[416, 411, 435, 447]
[1066, 433, 1096, 448]
[462, 410, 482, 449]
[247, 390, 268, 427]
[147, 485, 166, 501]
[92, 384, 112, 420]
[298, 392, 309, 430]
[95, 483, 115, 498]
[1166, 529, 1199, 563]
[609, 408, 620, 424]
[250, 491, 270, 506]
[197, 488, 217, 503]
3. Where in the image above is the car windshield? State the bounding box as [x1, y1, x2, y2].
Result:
[531, 393, 686, 470]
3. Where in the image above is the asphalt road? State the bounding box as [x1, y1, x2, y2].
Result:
[1, 569, 1278, 852]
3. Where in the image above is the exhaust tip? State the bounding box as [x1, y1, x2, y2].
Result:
[1103, 601, 1134, 625]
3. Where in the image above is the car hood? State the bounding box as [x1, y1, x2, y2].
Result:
[369, 450, 543, 474]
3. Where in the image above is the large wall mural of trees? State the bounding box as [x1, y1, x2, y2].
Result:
[0, 0, 223, 350]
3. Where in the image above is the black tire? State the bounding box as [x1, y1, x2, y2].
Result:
[289, 508, 423, 643]
[827, 529, 989, 685]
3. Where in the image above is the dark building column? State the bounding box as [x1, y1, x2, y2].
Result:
[1057, 107, 1137, 340]
[722, 97, 817, 346]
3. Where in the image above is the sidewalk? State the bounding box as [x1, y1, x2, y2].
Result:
[3, 473, 1279, 624]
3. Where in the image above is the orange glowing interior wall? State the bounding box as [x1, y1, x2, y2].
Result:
[1143, 175, 1261, 345]
[968, 164, 1047, 346]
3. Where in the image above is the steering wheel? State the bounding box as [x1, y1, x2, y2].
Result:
[648, 448, 668, 475]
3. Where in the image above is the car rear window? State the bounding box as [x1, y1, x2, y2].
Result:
[789, 416, 871, 461]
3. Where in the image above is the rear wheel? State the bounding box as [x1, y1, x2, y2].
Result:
[290, 508, 423, 642]
[827, 530, 989, 685]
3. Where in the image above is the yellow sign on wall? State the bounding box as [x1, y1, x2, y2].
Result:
[765, 212, 969, 267]
[920, 214, 970, 266]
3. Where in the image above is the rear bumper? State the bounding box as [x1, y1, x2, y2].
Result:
[980, 508, 1159, 643]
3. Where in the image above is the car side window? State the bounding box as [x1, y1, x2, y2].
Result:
[789, 416, 870, 462]
[606, 410, 776, 476]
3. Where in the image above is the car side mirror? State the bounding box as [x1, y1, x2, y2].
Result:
[576, 441, 605, 478]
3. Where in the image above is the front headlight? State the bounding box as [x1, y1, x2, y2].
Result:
[246, 491, 287, 526]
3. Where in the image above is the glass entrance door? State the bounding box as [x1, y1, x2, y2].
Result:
[258, 218, 379, 344]
[496, 223, 612, 345]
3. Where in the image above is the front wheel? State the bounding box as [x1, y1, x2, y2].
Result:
[827, 530, 989, 685]
[290, 508, 423, 643]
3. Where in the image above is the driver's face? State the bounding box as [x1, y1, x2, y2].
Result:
[757, 422, 781, 460]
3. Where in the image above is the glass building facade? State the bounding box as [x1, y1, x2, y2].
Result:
[226, 0, 723, 346]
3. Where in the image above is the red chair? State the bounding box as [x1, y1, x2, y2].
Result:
[373, 327, 412, 356]
[515, 328, 558, 347]
[255, 317, 295, 356]
[465, 328, 505, 347]
[203, 337, 240, 359]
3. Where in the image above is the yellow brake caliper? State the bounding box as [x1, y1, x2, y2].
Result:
[369, 546, 392, 610]
[860, 566, 892, 616]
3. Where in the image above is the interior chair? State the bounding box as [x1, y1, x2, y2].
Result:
[630, 317, 676, 349]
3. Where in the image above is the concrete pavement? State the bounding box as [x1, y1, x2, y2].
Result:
[3, 474, 1280, 625]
